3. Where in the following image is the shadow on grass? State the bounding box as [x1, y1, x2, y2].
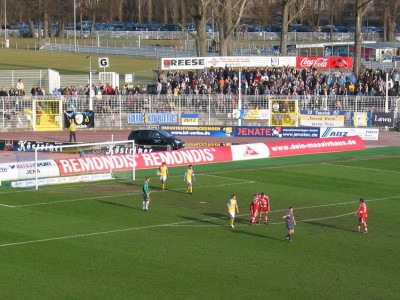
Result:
[303, 220, 354, 233]
[96, 199, 138, 210]
[229, 228, 284, 242]
[200, 212, 286, 242]
[153, 186, 185, 194]
[116, 180, 137, 187]
[178, 213, 225, 225]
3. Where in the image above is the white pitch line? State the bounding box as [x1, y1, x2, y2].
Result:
[0, 203, 15, 208]
[1, 196, 398, 248]
[9, 181, 256, 208]
[202, 174, 255, 183]
[0, 223, 178, 248]
[321, 163, 400, 174]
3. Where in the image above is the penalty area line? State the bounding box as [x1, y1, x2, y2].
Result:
[0, 217, 218, 248]
[321, 163, 400, 174]
[0, 211, 355, 248]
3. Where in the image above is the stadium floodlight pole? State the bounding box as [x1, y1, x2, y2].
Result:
[2, 97, 4, 128]
[238, 68, 242, 126]
[38, 0, 41, 46]
[74, 0, 77, 52]
[87, 55, 93, 110]
[35, 149, 38, 190]
[119, 94, 122, 129]
[385, 72, 389, 131]
[208, 95, 211, 125]
[385, 72, 389, 113]
[4, 0, 7, 43]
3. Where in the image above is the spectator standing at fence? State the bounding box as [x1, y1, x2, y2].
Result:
[16, 79, 24, 96]
[52, 87, 59, 95]
[69, 119, 77, 142]
[36, 103, 43, 125]
[9, 87, 18, 96]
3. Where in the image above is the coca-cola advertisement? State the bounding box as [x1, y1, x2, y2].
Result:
[296, 56, 353, 69]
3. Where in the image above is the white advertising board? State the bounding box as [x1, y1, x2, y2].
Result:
[230, 143, 270, 161]
[320, 128, 379, 140]
[0, 160, 60, 181]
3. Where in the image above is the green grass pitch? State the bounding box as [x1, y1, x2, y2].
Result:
[1, 147, 399, 299]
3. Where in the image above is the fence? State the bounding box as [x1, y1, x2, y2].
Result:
[0, 69, 60, 95]
[60, 30, 400, 44]
[1, 94, 398, 131]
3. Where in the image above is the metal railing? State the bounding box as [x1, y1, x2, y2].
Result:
[1, 94, 398, 130]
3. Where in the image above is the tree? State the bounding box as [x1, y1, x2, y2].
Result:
[353, 0, 372, 75]
[214, 0, 249, 56]
[279, 0, 307, 55]
[385, 0, 400, 42]
[182, 0, 210, 57]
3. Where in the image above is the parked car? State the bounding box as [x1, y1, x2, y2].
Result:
[319, 25, 340, 33]
[382, 56, 400, 62]
[184, 23, 196, 31]
[159, 24, 182, 31]
[128, 129, 185, 151]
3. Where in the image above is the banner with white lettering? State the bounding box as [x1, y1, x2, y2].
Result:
[0, 140, 66, 152]
[296, 56, 353, 69]
[371, 112, 394, 127]
[2, 137, 365, 182]
[128, 113, 178, 124]
[0, 160, 60, 181]
[161, 125, 232, 137]
[320, 128, 379, 140]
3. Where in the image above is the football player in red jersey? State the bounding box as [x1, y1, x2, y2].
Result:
[249, 193, 260, 225]
[258, 192, 270, 224]
[355, 198, 368, 233]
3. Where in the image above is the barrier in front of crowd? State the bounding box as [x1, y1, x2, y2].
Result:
[0, 94, 398, 130]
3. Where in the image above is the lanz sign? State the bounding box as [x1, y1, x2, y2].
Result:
[371, 112, 394, 127]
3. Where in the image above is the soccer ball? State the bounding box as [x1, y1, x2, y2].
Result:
[156, 171, 161, 176]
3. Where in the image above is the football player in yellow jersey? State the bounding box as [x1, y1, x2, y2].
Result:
[157, 162, 168, 190]
[183, 164, 196, 194]
[227, 195, 239, 228]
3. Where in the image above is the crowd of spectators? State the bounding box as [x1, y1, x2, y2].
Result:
[154, 65, 400, 98]
[1, 66, 399, 100]
[1, 65, 399, 118]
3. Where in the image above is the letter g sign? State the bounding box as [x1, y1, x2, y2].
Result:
[98, 57, 109, 68]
